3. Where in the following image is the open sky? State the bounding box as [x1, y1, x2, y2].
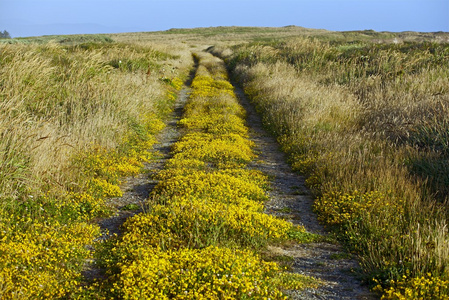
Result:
[1, 0, 448, 38]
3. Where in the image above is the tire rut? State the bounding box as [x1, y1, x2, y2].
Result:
[81, 86, 190, 283]
[233, 85, 377, 299]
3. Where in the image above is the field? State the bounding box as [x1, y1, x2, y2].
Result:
[1, 27, 449, 299]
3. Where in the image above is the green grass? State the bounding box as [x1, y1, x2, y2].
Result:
[121, 203, 141, 211]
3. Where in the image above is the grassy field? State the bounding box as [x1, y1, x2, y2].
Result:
[1, 27, 449, 299]
[211, 35, 449, 298]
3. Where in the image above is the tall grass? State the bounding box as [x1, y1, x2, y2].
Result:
[1, 40, 193, 194]
[214, 38, 449, 298]
[0, 40, 191, 298]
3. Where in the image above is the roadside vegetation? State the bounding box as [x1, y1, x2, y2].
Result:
[0, 37, 190, 298]
[211, 37, 449, 298]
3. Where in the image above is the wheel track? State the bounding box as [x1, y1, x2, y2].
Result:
[81, 86, 190, 284]
[233, 78, 377, 299]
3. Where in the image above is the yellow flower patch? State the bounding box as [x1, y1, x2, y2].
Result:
[218, 168, 269, 189]
[121, 198, 291, 249]
[171, 77, 184, 91]
[0, 220, 100, 299]
[314, 190, 404, 226]
[164, 158, 206, 170]
[153, 171, 268, 203]
[184, 93, 245, 117]
[170, 133, 254, 168]
[190, 75, 235, 98]
[67, 192, 107, 218]
[375, 274, 449, 300]
[89, 178, 123, 198]
[113, 246, 286, 300]
[179, 113, 248, 136]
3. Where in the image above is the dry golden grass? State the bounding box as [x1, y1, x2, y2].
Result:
[215, 36, 449, 297]
[0, 41, 192, 198]
[0, 37, 193, 298]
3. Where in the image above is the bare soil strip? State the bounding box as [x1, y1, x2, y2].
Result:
[99, 87, 189, 237]
[234, 86, 377, 299]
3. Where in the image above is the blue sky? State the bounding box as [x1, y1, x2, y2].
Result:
[1, 0, 448, 38]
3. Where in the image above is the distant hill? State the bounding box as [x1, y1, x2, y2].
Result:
[3, 26, 448, 45]
[112, 26, 449, 44]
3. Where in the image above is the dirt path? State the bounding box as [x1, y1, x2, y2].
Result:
[234, 86, 377, 299]
[83, 54, 376, 298]
[98, 87, 188, 237]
